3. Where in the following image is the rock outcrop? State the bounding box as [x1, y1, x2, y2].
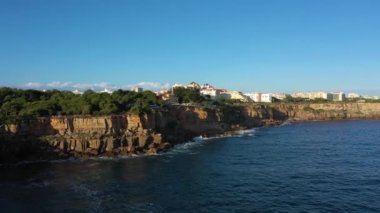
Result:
[271, 103, 380, 121]
[1, 103, 380, 163]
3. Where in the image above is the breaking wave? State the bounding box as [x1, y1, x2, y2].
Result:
[161, 128, 258, 158]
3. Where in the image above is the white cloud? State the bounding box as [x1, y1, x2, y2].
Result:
[24, 82, 44, 88]
[46, 81, 73, 88]
[21, 81, 172, 92]
[128, 82, 171, 91]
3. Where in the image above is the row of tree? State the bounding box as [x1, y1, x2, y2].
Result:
[0, 88, 161, 124]
[5, 86, 375, 124]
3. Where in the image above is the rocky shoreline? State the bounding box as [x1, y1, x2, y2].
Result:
[1, 103, 380, 163]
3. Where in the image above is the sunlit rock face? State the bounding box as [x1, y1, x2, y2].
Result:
[271, 103, 380, 121]
[1, 103, 380, 162]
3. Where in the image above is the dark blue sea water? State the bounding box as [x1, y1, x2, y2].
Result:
[1, 120, 380, 212]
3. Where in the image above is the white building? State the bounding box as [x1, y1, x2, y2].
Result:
[100, 88, 113, 94]
[261, 93, 273, 103]
[132, 87, 143, 93]
[347, 93, 361, 98]
[331, 92, 345, 101]
[72, 89, 83, 95]
[200, 88, 221, 99]
[362, 95, 380, 100]
[292, 91, 347, 101]
[292, 92, 330, 100]
[244, 92, 272, 103]
[245, 93, 261, 102]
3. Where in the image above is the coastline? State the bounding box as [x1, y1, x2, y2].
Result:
[1, 102, 380, 163]
[0, 128, 260, 167]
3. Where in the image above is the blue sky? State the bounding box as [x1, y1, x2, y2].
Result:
[0, 0, 379, 94]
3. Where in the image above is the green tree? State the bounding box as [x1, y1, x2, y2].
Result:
[173, 87, 204, 103]
[0, 87, 165, 124]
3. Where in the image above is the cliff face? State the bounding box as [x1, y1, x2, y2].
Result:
[1, 103, 380, 162]
[0, 105, 280, 162]
[271, 103, 380, 121]
[0, 115, 165, 162]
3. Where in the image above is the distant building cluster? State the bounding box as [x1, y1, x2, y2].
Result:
[290, 91, 379, 101]
[292, 91, 345, 101]
[69, 81, 380, 104]
[168, 82, 278, 103]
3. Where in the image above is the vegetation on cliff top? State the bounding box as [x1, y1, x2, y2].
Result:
[0, 87, 162, 124]
[2, 87, 379, 125]
[172, 87, 205, 104]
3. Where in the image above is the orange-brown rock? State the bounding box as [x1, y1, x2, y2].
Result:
[1, 103, 380, 163]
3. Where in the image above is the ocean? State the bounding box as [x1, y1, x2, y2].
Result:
[1, 120, 380, 212]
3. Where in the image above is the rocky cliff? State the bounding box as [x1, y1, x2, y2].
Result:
[1, 103, 380, 163]
[271, 102, 380, 121]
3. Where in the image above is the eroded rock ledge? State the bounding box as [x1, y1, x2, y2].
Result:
[1, 103, 380, 163]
